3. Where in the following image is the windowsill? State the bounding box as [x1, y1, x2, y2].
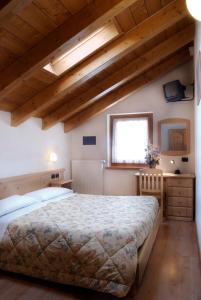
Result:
[106, 166, 144, 170]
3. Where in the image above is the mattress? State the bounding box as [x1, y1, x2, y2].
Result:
[0, 193, 158, 297]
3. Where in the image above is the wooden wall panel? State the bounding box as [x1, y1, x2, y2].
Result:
[0, 169, 65, 199]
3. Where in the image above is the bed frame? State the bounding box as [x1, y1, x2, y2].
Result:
[137, 207, 162, 283]
[126, 206, 162, 297]
[0, 170, 162, 296]
[0, 169, 65, 199]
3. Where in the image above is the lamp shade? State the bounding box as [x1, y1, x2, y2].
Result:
[49, 152, 58, 162]
[186, 0, 201, 21]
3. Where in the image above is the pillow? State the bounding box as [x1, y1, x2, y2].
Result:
[26, 187, 72, 202]
[0, 195, 40, 217]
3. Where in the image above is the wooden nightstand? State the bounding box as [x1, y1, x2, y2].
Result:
[50, 179, 72, 189]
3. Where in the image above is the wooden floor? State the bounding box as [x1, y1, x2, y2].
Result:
[0, 221, 201, 300]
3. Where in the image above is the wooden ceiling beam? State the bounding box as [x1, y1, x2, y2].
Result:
[0, 0, 33, 26]
[64, 49, 191, 132]
[0, 0, 137, 98]
[11, 0, 188, 127]
[43, 24, 194, 130]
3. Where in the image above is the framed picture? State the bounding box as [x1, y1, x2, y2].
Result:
[196, 50, 201, 106]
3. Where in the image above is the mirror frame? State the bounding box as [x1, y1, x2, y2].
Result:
[158, 118, 190, 156]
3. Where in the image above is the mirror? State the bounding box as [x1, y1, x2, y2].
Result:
[158, 118, 190, 156]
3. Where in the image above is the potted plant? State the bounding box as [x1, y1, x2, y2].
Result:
[145, 144, 160, 168]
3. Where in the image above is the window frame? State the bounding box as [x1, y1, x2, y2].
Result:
[109, 113, 153, 169]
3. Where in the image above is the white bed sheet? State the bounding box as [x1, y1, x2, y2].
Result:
[0, 192, 74, 240]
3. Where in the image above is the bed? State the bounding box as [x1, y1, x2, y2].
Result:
[0, 172, 162, 298]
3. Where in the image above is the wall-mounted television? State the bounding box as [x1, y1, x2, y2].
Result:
[163, 80, 186, 102]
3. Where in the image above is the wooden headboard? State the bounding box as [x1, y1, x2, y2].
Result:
[0, 169, 65, 199]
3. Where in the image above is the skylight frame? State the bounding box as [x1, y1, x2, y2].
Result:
[43, 21, 121, 76]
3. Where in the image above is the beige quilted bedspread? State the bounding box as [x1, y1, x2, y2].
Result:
[0, 194, 158, 297]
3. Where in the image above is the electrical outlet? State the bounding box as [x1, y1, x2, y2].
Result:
[182, 157, 189, 162]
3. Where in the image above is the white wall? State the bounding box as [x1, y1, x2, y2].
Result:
[0, 112, 71, 179]
[195, 22, 201, 256]
[71, 62, 195, 195]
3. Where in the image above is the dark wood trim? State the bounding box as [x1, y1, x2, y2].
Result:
[109, 113, 153, 168]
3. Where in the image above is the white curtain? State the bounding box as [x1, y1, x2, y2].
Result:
[112, 117, 148, 164]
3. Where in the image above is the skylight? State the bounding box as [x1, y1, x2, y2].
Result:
[43, 21, 120, 76]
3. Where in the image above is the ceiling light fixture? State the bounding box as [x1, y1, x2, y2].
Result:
[186, 0, 201, 22]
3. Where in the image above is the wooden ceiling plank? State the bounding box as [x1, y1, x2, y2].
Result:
[59, 0, 91, 15]
[2, 15, 44, 47]
[130, 0, 149, 24]
[0, 46, 16, 71]
[16, 2, 57, 35]
[64, 49, 191, 132]
[115, 8, 136, 32]
[11, 0, 189, 127]
[161, 0, 173, 7]
[0, 0, 33, 27]
[144, 0, 161, 15]
[33, 69, 57, 85]
[0, 0, 138, 99]
[43, 24, 194, 130]
[0, 28, 29, 56]
[33, 0, 71, 26]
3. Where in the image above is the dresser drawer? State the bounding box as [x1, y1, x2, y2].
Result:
[167, 206, 193, 217]
[166, 178, 193, 188]
[167, 197, 193, 207]
[167, 187, 193, 197]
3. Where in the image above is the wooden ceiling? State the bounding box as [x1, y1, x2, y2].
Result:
[0, 0, 194, 132]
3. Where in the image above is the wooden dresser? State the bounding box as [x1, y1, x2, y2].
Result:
[165, 174, 194, 221]
[136, 173, 195, 221]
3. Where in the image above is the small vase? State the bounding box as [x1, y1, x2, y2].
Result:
[149, 161, 156, 168]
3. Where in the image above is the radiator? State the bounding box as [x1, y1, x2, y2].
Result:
[72, 160, 104, 194]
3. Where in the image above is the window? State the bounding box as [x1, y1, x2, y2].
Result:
[44, 21, 120, 76]
[109, 113, 153, 168]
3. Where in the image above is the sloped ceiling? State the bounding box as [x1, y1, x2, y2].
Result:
[0, 0, 194, 132]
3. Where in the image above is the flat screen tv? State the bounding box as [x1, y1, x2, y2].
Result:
[163, 80, 185, 102]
